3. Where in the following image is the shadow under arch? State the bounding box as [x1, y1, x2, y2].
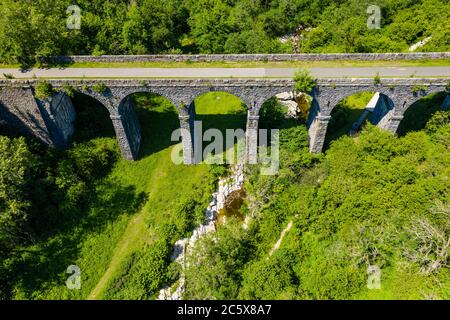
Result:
[191, 91, 248, 162]
[258, 92, 309, 148]
[121, 92, 180, 159]
[397, 91, 448, 136]
[324, 91, 379, 150]
[70, 91, 115, 143]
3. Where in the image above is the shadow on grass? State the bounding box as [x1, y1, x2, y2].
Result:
[9, 179, 148, 299]
[397, 92, 447, 136]
[324, 106, 366, 151]
[137, 104, 181, 159]
[196, 113, 247, 153]
[71, 92, 116, 143]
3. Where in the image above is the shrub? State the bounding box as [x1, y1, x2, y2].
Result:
[374, 72, 381, 85]
[91, 82, 108, 94]
[35, 81, 55, 100]
[412, 85, 428, 94]
[239, 250, 298, 299]
[425, 111, 450, 133]
[63, 83, 76, 97]
[293, 69, 316, 94]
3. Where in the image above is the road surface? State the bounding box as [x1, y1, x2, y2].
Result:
[0, 66, 449, 79]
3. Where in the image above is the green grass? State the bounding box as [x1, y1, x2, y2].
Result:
[8, 89, 250, 300]
[194, 92, 247, 163]
[46, 59, 450, 69]
[397, 92, 448, 136]
[10, 93, 222, 299]
[84, 95, 221, 299]
[325, 91, 375, 147]
[2, 59, 450, 70]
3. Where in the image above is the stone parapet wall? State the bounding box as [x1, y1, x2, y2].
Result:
[43, 52, 450, 63]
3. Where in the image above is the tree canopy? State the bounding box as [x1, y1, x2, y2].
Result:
[0, 0, 448, 64]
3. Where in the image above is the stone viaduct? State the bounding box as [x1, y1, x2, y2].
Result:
[0, 78, 448, 164]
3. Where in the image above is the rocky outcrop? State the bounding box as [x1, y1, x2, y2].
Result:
[275, 91, 299, 118]
[158, 165, 245, 300]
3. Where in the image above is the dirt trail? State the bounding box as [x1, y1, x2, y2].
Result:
[269, 220, 294, 256]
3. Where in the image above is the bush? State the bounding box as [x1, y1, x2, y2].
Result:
[63, 83, 76, 97]
[91, 82, 108, 94]
[374, 73, 381, 85]
[425, 111, 450, 133]
[103, 240, 171, 299]
[293, 69, 316, 94]
[35, 81, 55, 100]
[239, 250, 298, 299]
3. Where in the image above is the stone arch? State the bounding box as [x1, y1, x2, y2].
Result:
[378, 85, 448, 134]
[313, 86, 369, 116]
[323, 90, 382, 148]
[114, 87, 188, 114]
[188, 90, 249, 164]
[304, 86, 376, 153]
[75, 89, 117, 114]
[40, 89, 115, 148]
[396, 90, 450, 136]
[66, 90, 116, 144]
[114, 90, 188, 161]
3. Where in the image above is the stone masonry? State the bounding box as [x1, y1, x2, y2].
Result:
[45, 52, 450, 64]
[0, 78, 448, 163]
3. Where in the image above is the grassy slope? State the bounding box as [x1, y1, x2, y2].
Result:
[86, 92, 246, 299]
[14, 93, 237, 299]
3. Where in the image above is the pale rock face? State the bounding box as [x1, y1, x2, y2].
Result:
[158, 164, 245, 300]
[275, 91, 294, 101]
[275, 91, 302, 118]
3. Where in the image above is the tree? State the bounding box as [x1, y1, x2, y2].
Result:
[293, 69, 316, 94]
[0, 137, 35, 250]
[184, 220, 252, 299]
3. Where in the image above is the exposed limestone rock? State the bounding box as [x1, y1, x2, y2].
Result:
[158, 165, 245, 300]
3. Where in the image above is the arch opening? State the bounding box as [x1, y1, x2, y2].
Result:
[324, 91, 379, 150]
[258, 91, 310, 148]
[122, 92, 180, 159]
[70, 92, 115, 143]
[397, 91, 449, 136]
[191, 91, 247, 164]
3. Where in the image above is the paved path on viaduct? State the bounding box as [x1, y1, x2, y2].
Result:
[1, 66, 449, 79]
[0, 78, 448, 165]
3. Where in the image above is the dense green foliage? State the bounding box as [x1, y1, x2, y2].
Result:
[1, 85, 449, 299]
[294, 69, 316, 94]
[0, 92, 223, 300]
[0, 0, 449, 65]
[0, 135, 123, 299]
[183, 95, 450, 300]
